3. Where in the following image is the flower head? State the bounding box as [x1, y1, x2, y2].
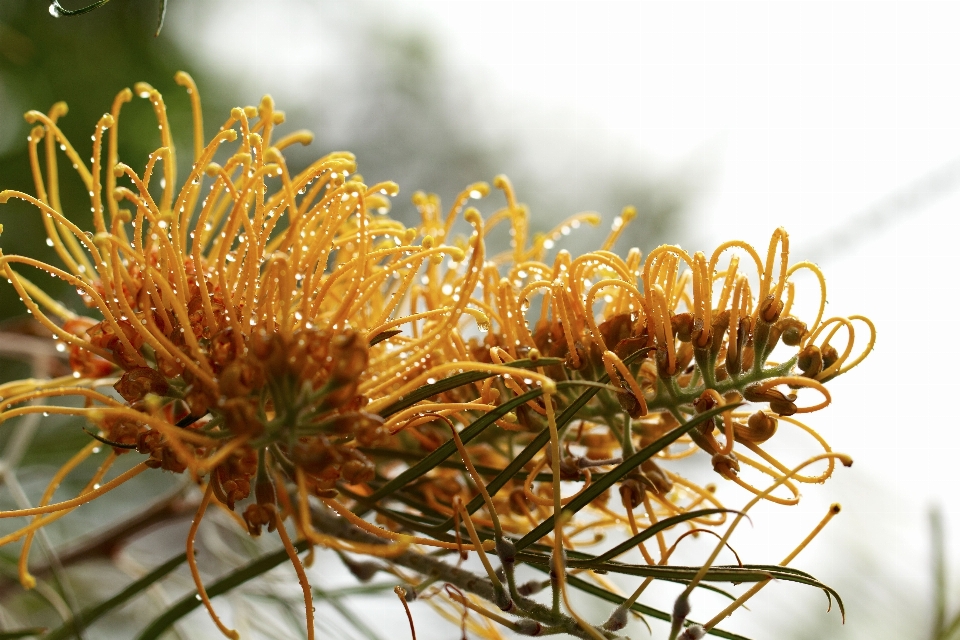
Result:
[0, 72, 499, 638]
[0, 73, 875, 639]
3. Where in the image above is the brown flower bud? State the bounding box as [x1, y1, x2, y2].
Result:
[822, 344, 839, 370]
[798, 345, 823, 378]
[734, 411, 778, 443]
[341, 453, 376, 485]
[617, 391, 645, 419]
[640, 459, 673, 494]
[243, 503, 274, 536]
[774, 316, 807, 347]
[671, 312, 694, 342]
[619, 478, 644, 509]
[114, 366, 169, 403]
[711, 452, 740, 479]
[221, 398, 264, 437]
[759, 295, 784, 324]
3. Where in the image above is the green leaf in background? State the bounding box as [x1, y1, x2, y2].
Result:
[45, 553, 187, 640]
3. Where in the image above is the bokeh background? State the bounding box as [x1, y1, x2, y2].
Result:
[1, 1, 958, 638]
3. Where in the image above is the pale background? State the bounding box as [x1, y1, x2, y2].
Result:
[2, 1, 958, 638]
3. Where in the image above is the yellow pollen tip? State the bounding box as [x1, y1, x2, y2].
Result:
[492, 175, 508, 189]
[0, 191, 12, 205]
[402, 229, 417, 244]
[133, 82, 155, 98]
[448, 247, 466, 262]
[248, 132, 262, 146]
[98, 113, 116, 128]
[263, 148, 283, 164]
[272, 111, 285, 124]
[205, 163, 222, 177]
[243, 106, 258, 118]
[422, 235, 435, 249]
[464, 207, 483, 226]
[621, 205, 637, 221]
[379, 181, 400, 197]
[468, 182, 490, 198]
[113, 163, 130, 178]
[230, 107, 244, 120]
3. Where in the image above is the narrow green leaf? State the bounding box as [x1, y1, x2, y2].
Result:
[360, 447, 561, 482]
[557, 571, 752, 640]
[45, 553, 188, 640]
[514, 403, 738, 550]
[520, 550, 843, 618]
[364, 389, 543, 504]
[461, 347, 652, 519]
[377, 357, 560, 418]
[136, 541, 310, 640]
[586, 509, 739, 565]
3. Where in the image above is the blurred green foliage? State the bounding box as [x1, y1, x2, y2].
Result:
[0, 0, 230, 324]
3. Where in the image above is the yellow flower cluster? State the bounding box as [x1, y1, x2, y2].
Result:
[0, 74, 874, 639]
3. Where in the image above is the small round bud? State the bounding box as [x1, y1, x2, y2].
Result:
[496, 537, 517, 564]
[679, 624, 706, 639]
[603, 605, 629, 631]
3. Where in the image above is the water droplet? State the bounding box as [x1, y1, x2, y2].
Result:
[48, 3, 61, 17]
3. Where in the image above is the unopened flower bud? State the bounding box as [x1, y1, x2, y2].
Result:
[603, 605, 629, 631]
[798, 344, 823, 378]
[712, 452, 740, 479]
[679, 624, 706, 639]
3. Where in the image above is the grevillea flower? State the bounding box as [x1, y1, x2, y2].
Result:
[0, 73, 526, 639]
[0, 73, 874, 640]
[381, 176, 875, 637]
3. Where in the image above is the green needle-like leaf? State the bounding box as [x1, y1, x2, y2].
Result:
[136, 541, 310, 640]
[587, 509, 740, 564]
[514, 403, 738, 550]
[460, 347, 652, 519]
[556, 571, 752, 640]
[364, 388, 543, 504]
[45, 553, 188, 640]
[377, 357, 560, 418]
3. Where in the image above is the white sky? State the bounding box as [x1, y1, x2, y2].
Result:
[172, 2, 960, 637]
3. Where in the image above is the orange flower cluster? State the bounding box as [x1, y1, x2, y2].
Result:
[0, 74, 874, 639]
